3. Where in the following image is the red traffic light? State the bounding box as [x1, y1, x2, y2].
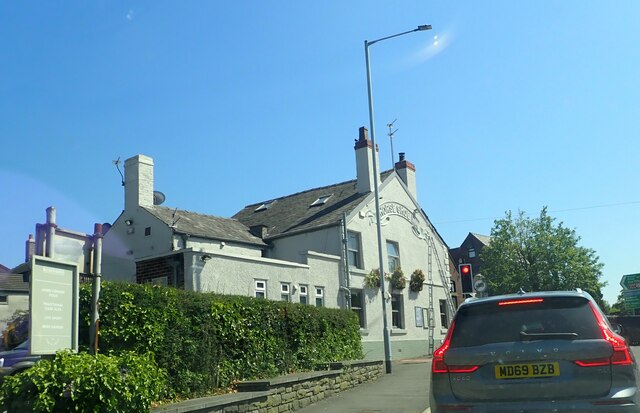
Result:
[459, 264, 473, 294]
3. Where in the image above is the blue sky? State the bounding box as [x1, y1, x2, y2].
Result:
[1, 1, 638, 306]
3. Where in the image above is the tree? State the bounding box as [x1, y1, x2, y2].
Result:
[610, 293, 633, 316]
[481, 207, 607, 308]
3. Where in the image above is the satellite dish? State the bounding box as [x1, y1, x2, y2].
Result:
[153, 191, 166, 205]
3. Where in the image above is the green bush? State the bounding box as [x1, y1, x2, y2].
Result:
[0, 351, 166, 413]
[78, 282, 363, 397]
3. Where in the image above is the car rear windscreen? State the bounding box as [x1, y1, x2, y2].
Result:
[450, 297, 602, 348]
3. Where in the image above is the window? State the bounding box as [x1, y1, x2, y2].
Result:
[310, 195, 332, 207]
[468, 247, 476, 258]
[347, 231, 362, 269]
[439, 300, 449, 328]
[299, 284, 308, 305]
[315, 287, 324, 307]
[255, 280, 267, 299]
[0, 295, 7, 305]
[391, 293, 404, 329]
[143, 276, 168, 286]
[145, 227, 151, 236]
[450, 280, 457, 293]
[386, 241, 400, 273]
[450, 297, 601, 348]
[350, 289, 365, 328]
[255, 200, 275, 212]
[280, 283, 290, 302]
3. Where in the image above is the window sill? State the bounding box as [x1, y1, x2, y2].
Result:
[359, 329, 369, 336]
[391, 329, 407, 335]
[441, 328, 449, 334]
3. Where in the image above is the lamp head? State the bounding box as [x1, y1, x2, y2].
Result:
[417, 25, 432, 31]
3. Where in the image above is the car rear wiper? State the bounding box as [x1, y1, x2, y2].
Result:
[519, 331, 579, 341]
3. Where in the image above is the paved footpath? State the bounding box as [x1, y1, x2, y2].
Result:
[295, 358, 432, 413]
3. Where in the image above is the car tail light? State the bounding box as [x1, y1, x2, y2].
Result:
[574, 302, 633, 367]
[432, 321, 480, 374]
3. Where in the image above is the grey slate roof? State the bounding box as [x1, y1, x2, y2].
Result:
[0, 274, 29, 293]
[233, 172, 394, 240]
[470, 233, 492, 246]
[142, 206, 267, 247]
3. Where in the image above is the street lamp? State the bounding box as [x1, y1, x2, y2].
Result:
[364, 24, 432, 374]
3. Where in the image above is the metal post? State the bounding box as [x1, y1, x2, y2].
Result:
[90, 223, 103, 355]
[363, 25, 432, 374]
[45, 207, 57, 258]
[365, 40, 393, 374]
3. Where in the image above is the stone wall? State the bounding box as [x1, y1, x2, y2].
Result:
[152, 360, 383, 413]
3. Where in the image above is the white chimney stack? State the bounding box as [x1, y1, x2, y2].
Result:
[355, 127, 379, 194]
[395, 152, 417, 200]
[124, 155, 154, 211]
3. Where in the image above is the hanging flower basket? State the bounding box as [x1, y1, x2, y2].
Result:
[410, 269, 425, 292]
[364, 269, 382, 289]
[390, 268, 406, 290]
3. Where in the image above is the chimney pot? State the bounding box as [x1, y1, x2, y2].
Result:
[359, 127, 368, 141]
[399, 152, 405, 162]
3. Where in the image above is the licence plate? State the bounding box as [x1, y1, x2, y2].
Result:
[495, 362, 560, 379]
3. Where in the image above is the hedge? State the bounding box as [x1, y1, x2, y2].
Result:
[78, 282, 363, 397]
[0, 351, 166, 413]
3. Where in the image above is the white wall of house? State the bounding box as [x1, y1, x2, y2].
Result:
[0, 293, 29, 329]
[182, 249, 341, 307]
[267, 227, 343, 264]
[102, 209, 174, 282]
[183, 237, 264, 258]
[345, 176, 452, 359]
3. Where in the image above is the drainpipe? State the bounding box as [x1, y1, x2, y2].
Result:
[45, 207, 57, 258]
[340, 213, 351, 309]
[90, 223, 103, 355]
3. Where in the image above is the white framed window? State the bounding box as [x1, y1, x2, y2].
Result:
[299, 284, 308, 305]
[347, 231, 362, 269]
[144, 276, 168, 286]
[255, 200, 275, 212]
[0, 295, 7, 305]
[310, 195, 332, 207]
[439, 300, 449, 328]
[468, 247, 476, 258]
[350, 289, 365, 328]
[280, 283, 291, 302]
[391, 293, 404, 329]
[255, 280, 267, 299]
[315, 287, 324, 307]
[386, 241, 400, 273]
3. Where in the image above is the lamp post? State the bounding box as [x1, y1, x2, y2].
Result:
[364, 24, 431, 374]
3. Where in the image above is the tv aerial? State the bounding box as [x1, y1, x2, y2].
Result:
[113, 157, 124, 186]
[387, 119, 398, 169]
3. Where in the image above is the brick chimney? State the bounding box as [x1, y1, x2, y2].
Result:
[355, 127, 379, 193]
[124, 155, 155, 211]
[395, 152, 417, 200]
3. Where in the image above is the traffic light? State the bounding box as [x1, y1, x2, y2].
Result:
[459, 263, 473, 294]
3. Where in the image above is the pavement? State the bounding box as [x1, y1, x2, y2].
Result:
[294, 358, 432, 413]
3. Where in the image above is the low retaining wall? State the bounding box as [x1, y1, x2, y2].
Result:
[152, 360, 384, 413]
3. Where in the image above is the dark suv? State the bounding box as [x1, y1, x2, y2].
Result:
[429, 290, 639, 412]
[0, 340, 41, 380]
